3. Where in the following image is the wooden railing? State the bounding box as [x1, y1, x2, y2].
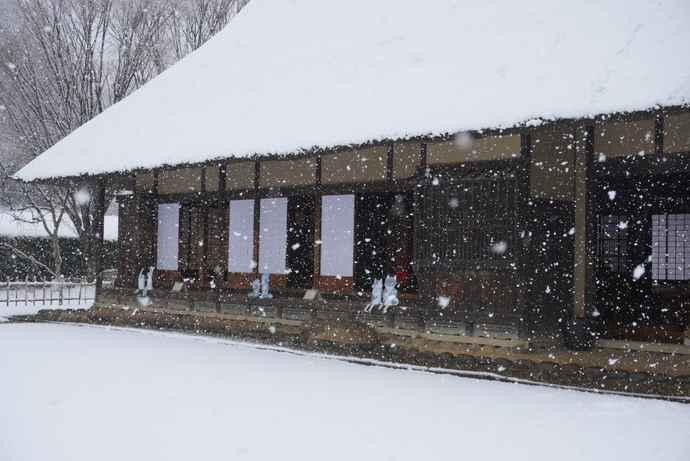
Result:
[0, 279, 104, 307]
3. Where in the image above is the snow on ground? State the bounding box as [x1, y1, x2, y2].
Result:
[1, 323, 688, 461]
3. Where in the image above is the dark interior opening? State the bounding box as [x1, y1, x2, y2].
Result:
[595, 173, 690, 343]
[286, 196, 315, 289]
[178, 202, 220, 284]
[354, 191, 415, 294]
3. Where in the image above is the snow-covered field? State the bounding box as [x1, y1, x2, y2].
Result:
[1, 323, 689, 461]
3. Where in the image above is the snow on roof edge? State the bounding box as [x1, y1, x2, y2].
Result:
[16, 104, 688, 183]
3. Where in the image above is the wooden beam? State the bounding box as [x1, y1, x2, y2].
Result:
[313, 195, 322, 290]
[315, 154, 322, 186]
[573, 125, 597, 318]
[252, 197, 261, 281]
[516, 134, 531, 331]
[655, 115, 664, 156]
[93, 178, 106, 290]
[584, 125, 596, 315]
[217, 164, 228, 287]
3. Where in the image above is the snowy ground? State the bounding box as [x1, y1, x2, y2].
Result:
[1, 324, 689, 461]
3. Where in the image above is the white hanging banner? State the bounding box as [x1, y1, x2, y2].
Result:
[228, 199, 255, 272]
[321, 195, 354, 277]
[258, 197, 287, 274]
[157, 203, 180, 270]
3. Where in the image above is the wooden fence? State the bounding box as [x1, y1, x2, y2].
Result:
[0, 279, 100, 307]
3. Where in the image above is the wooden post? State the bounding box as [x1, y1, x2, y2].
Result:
[573, 125, 596, 318]
[252, 162, 261, 280]
[313, 195, 322, 290]
[216, 164, 228, 309]
[517, 133, 531, 338]
[94, 178, 107, 293]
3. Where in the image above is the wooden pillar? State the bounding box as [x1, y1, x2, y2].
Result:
[136, 195, 157, 284]
[573, 125, 596, 317]
[116, 194, 136, 288]
[217, 165, 228, 282]
[517, 134, 532, 337]
[654, 115, 664, 156]
[313, 195, 322, 290]
[252, 162, 261, 280]
[313, 155, 323, 291]
[93, 178, 106, 290]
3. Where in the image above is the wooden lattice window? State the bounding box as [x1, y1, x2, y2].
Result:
[415, 165, 521, 317]
[652, 213, 690, 280]
[596, 214, 628, 274]
[417, 174, 517, 265]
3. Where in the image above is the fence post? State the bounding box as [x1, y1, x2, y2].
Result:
[24, 277, 28, 306]
[43, 280, 47, 306]
[5, 279, 9, 306]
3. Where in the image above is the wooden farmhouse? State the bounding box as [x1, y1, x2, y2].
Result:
[16, 0, 690, 350]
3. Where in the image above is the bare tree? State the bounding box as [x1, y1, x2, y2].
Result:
[0, 163, 66, 280]
[0, 0, 247, 280]
[168, 0, 247, 59]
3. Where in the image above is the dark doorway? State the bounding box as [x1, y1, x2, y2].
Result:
[178, 202, 221, 283]
[595, 173, 690, 343]
[415, 165, 521, 318]
[354, 192, 415, 293]
[286, 196, 315, 289]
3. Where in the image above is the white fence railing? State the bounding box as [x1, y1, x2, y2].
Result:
[0, 279, 100, 307]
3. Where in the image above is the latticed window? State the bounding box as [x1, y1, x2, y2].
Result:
[417, 175, 517, 264]
[652, 213, 690, 281]
[596, 214, 628, 273]
[415, 165, 521, 317]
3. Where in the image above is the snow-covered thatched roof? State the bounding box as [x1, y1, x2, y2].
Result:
[16, 0, 690, 181]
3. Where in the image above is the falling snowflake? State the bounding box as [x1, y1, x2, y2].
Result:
[74, 189, 91, 205]
[632, 265, 645, 280]
[453, 131, 473, 149]
[491, 241, 508, 255]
